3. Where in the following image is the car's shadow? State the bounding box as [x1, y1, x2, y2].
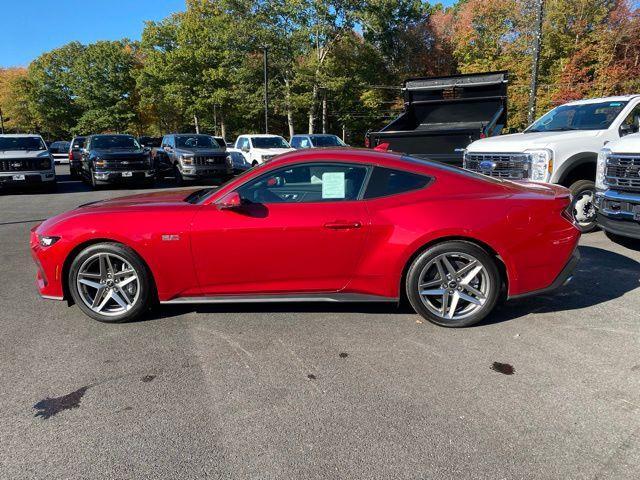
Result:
[144, 245, 640, 327]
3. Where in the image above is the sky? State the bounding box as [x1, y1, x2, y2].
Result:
[1, 0, 457, 68]
[0, 0, 187, 67]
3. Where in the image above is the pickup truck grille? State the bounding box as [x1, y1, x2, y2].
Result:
[103, 160, 149, 171]
[464, 153, 530, 179]
[0, 158, 50, 172]
[605, 154, 640, 190]
[194, 155, 226, 166]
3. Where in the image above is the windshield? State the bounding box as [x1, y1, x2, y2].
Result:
[92, 135, 141, 150]
[311, 135, 346, 147]
[176, 135, 218, 149]
[0, 136, 46, 151]
[526, 101, 628, 132]
[252, 137, 290, 149]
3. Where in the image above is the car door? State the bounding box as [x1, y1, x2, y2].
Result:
[190, 162, 370, 295]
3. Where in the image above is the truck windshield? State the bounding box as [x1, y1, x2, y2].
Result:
[0, 136, 46, 151]
[526, 101, 628, 132]
[92, 136, 140, 150]
[311, 135, 346, 147]
[176, 135, 217, 149]
[252, 137, 290, 149]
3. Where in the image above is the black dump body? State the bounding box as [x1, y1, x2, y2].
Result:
[367, 71, 508, 166]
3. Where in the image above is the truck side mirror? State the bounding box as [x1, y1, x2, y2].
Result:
[619, 123, 633, 137]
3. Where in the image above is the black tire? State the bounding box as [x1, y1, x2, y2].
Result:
[90, 170, 100, 189]
[68, 242, 153, 323]
[43, 181, 57, 193]
[174, 164, 185, 185]
[405, 241, 501, 328]
[251, 160, 259, 167]
[569, 179, 597, 233]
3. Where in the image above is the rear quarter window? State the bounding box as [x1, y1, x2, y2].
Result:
[364, 167, 430, 199]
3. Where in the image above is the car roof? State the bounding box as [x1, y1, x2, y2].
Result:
[90, 133, 134, 137]
[298, 134, 338, 137]
[0, 134, 44, 138]
[244, 134, 285, 138]
[563, 95, 640, 106]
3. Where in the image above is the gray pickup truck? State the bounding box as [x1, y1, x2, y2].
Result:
[156, 133, 233, 185]
[0, 134, 56, 191]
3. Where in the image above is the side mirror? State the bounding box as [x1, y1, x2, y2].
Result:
[620, 123, 634, 137]
[217, 191, 241, 210]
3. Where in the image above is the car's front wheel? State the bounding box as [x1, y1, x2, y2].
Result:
[570, 180, 597, 233]
[405, 241, 501, 327]
[68, 242, 153, 323]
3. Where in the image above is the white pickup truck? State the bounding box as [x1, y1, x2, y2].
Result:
[234, 134, 295, 166]
[594, 133, 640, 242]
[464, 96, 640, 232]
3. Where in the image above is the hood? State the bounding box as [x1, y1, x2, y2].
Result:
[93, 149, 147, 159]
[254, 148, 295, 156]
[78, 188, 202, 210]
[467, 130, 604, 153]
[0, 150, 51, 159]
[176, 147, 225, 156]
[606, 132, 640, 154]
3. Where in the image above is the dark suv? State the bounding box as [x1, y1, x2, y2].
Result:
[80, 134, 155, 188]
[157, 133, 232, 184]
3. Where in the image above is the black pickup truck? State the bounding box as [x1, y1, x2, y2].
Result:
[366, 71, 508, 166]
[80, 134, 155, 189]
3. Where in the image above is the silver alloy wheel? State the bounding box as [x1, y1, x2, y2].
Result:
[573, 190, 595, 226]
[76, 252, 140, 317]
[417, 252, 490, 321]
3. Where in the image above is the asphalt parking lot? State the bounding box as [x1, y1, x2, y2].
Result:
[1, 165, 639, 479]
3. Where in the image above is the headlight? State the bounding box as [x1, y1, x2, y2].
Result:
[40, 158, 51, 169]
[525, 149, 553, 182]
[94, 158, 106, 168]
[596, 148, 610, 191]
[180, 155, 193, 165]
[38, 235, 60, 247]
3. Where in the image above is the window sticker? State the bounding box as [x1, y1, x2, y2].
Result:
[322, 171, 345, 199]
[609, 102, 622, 107]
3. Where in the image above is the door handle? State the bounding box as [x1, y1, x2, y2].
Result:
[324, 221, 362, 230]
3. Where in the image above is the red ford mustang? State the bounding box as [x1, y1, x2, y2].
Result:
[31, 149, 580, 327]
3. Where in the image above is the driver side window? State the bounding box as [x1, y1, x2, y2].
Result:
[620, 104, 640, 135]
[237, 163, 368, 204]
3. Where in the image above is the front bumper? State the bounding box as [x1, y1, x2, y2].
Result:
[179, 164, 233, 179]
[30, 228, 65, 300]
[93, 169, 155, 184]
[0, 170, 56, 188]
[595, 190, 640, 239]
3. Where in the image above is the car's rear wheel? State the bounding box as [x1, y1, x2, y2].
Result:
[406, 241, 500, 327]
[570, 180, 597, 233]
[68, 243, 152, 323]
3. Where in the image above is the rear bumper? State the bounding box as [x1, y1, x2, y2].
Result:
[0, 170, 56, 188]
[508, 248, 580, 300]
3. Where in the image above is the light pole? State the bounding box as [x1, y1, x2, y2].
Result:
[262, 45, 269, 134]
[528, 0, 545, 124]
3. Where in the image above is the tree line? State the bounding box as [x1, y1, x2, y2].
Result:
[1, 0, 639, 144]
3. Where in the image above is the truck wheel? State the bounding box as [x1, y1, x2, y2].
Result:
[174, 164, 185, 185]
[570, 180, 597, 233]
[405, 241, 501, 327]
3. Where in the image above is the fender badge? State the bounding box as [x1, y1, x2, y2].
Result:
[161, 234, 180, 241]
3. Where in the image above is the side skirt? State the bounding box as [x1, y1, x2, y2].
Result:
[161, 293, 398, 305]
